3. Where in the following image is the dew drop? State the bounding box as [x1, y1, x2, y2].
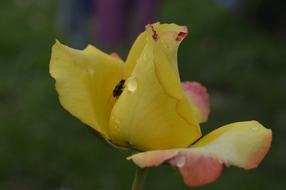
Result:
[251, 127, 258, 132]
[127, 76, 138, 92]
[87, 66, 95, 76]
[111, 116, 121, 131]
[114, 118, 120, 126]
[175, 156, 186, 168]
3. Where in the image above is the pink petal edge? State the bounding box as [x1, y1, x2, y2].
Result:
[245, 129, 272, 169]
[129, 149, 225, 187]
[181, 81, 210, 123]
[128, 127, 272, 188]
[169, 152, 224, 187]
[110, 52, 123, 61]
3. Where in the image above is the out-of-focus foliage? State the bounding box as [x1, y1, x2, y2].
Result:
[0, 0, 285, 189]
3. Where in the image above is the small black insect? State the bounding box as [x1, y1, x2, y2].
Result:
[113, 80, 125, 98]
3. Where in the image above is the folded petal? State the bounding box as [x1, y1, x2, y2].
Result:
[181, 81, 210, 123]
[129, 121, 272, 187]
[109, 23, 201, 150]
[50, 41, 124, 138]
[124, 30, 147, 79]
[124, 22, 188, 79]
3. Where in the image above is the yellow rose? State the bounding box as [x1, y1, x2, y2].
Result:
[50, 22, 272, 188]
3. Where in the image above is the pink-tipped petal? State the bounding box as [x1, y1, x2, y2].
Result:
[244, 129, 272, 169]
[176, 29, 188, 42]
[129, 121, 272, 188]
[181, 81, 210, 123]
[110, 52, 123, 61]
[169, 152, 223, 187]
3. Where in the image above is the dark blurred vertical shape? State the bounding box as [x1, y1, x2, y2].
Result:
[56, 0, 158, 48]
[137, 0, 158, 33]
[92, 0, 158, 47]
[93, 0, 130, 46]
[57, 0, 91, 48]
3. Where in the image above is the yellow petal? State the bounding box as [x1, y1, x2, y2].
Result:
[50, 40, 124, 138]
[124, 31, 147, 79]
[109, 24, 201, 151]
[191, 120, 272, 169]
[128, 120, 272, 187]
[153, 23, 188, 75]
[124, 22, 188, 78]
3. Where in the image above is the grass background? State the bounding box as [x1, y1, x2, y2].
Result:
[0, 0, 285, 189]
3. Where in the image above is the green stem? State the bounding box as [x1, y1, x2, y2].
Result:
[131, 167, 148, 190]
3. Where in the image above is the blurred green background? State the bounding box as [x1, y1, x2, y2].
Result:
[0, 0, 285, 189]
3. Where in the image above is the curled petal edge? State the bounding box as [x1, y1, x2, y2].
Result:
[128, 121, 272, 187]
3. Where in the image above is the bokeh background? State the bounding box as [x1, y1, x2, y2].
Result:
[1, 0, 285, 189]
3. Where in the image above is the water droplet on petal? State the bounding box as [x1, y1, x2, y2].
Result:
[87, 66, 95, 76]
[175, 156, 186, 168]
[114, 118, 120, 126]
[111, 116, 121, 131]
[251, 127, 258, 132]
[127, 76, 137, 92]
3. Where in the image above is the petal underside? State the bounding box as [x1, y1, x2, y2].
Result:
[50, 41, 124, 138]
[129, 121, 272, 187]
[109, 23, 201, 151]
